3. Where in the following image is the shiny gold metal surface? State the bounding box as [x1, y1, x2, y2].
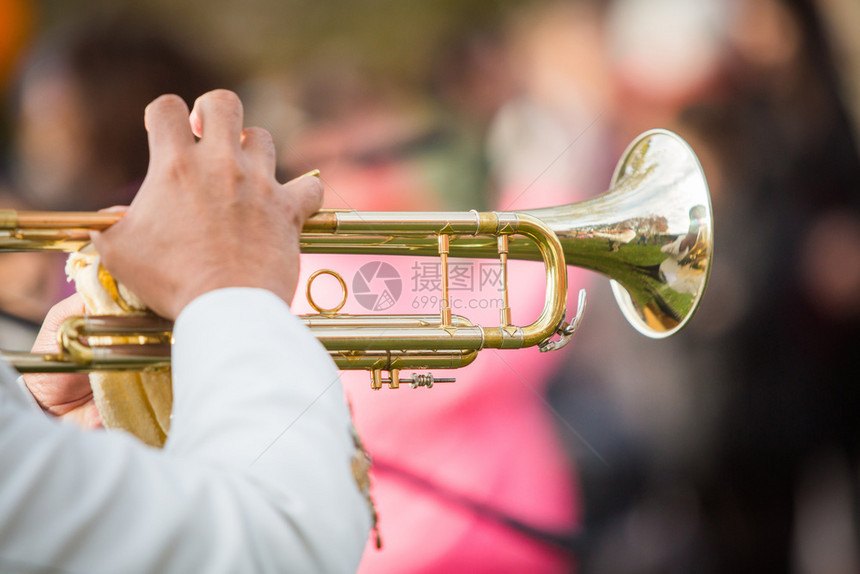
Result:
[306, 269, 349, 314]
[1, 130, 712, 386]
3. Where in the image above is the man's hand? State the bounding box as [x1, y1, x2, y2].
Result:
[22, 294, 102, 429]
[92, 89, 323, 320]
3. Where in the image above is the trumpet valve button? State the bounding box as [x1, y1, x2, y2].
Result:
[388, 369, 400, 389]
[370, 370, 383, 390]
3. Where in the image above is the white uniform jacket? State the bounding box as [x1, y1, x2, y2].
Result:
[0, 288, 371, 573]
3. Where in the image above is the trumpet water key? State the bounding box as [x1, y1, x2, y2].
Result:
[0, 129, 713, 389]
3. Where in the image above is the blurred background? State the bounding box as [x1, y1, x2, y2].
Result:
[2, 0, 860, 572]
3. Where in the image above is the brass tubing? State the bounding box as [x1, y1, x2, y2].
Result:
[0, 197, 659, 369]
[0, 209, 18, 229]
[69, 314, 174, 335]
[14, 211, 120, 229]
[485, 214, 566, 349]
[497, 234, 512, 326]
[314, 210, 567, 351]
[2, 349, 171, 373]
[310, 325, 485, 351]
[3, 347, 477, 374]
[301, 314, 476, 329]
[0, 129, 713, 373]
[329, 349, 479, 371]
[438, 234, 452, 327]
[329, 210, 481, 235]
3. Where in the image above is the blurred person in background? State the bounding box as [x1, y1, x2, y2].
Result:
[8, 12, 227, 211]
[0, 0, 37, 351]
[0, 0, 32, 163]
[550, 0, 860, 571]
[484, 0, 616, 211]
[275, 59, 477, 212]
[0, 12, 225, 349]
[682, 0, 860, 570]
[267, 5, 618, 565]
[430, 0, 616, 211]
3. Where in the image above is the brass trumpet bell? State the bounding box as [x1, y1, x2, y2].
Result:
[531, 128, 712, 338]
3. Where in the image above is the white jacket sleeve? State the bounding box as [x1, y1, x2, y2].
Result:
[0, 288, 371, 574]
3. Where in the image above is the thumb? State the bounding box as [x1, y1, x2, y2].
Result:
[283, 170, 324, 220]
[31, 294, 87, 354]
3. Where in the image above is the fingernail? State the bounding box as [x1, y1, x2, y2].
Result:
[299, 169, 321, 179]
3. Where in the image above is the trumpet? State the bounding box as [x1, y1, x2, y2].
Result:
[0, 129, 712, 389]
